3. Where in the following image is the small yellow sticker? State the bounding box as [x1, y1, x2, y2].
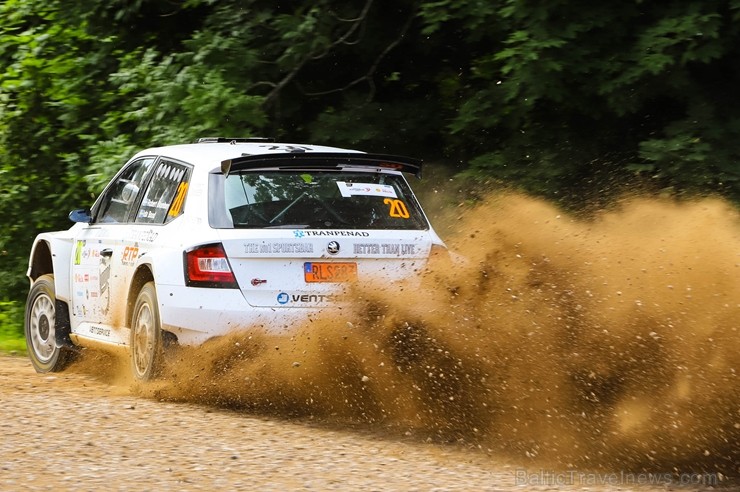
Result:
[168, 182, 189, 217]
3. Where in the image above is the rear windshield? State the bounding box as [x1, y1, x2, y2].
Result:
[209, 171, 429, 230]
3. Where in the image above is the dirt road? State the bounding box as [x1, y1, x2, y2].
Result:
[1, 355, 734, 491]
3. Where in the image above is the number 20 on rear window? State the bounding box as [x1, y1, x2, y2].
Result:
[384, 198, 409, 218]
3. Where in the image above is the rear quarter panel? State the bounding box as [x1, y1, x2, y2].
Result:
[28, 228, 79, 302]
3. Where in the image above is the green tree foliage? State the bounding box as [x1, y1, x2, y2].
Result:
[418, 0, 740, 201]
[0, 1, 107, 299]
[1, 0, 739, 314]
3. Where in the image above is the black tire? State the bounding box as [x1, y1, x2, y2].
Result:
[25, 274, 72, 373]
[130, 282, 163, 381]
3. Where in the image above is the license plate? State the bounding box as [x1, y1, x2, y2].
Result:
[304, 262, 357, 283]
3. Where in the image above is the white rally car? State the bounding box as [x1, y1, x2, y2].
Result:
[25, 138, 445, 380]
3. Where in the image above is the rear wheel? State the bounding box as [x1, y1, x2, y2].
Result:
[130, 282, 163, 381]
[25, 274, 72, 373]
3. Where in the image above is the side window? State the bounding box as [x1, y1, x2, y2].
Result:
[135, 160, 191, 225]
[95, 158, 155, 224]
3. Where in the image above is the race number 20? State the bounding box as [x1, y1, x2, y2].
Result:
[384, 198, 410, 218]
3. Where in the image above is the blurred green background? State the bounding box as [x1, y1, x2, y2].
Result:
[2, 0, 739, 350]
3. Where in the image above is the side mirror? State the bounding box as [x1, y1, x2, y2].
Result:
[69, 208, 92, 224]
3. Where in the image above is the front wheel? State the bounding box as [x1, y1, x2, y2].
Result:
[130, 282, 163, 381]
[25, 274, 72, 373]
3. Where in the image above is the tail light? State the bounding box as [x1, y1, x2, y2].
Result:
[184, 243, 238, 288]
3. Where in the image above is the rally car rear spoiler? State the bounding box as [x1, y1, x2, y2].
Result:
[221, 153, 423, 178]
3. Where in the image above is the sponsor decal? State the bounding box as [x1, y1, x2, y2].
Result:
[121, 246, 139, 266]
[337, 181, 397, 198]
[89, 326, 111, 337]
[246, 243, 314, 254]
[138, 210, 157, 220]
[353, 243, 418, 255]
[326, 241, 340, 255]
[273, 243, 314, 253]
[81, 247, 100, 260]
[244, 242, 261, 254]
[291, 293, 341, 303]
[74, 240, 85, 265]
[74, 273, 93, 283]
[130, 229, 159, 243]
[276, 292, 342, 304]
[141, 198, 169, 210]
[299, 230, 370, 238]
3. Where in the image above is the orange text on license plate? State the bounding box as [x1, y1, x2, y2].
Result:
[304, 262, 358, 283]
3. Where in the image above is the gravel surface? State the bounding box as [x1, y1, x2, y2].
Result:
[0, 355, 733, 492]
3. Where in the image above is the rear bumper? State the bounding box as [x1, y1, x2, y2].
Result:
[156, 284, 332, 345]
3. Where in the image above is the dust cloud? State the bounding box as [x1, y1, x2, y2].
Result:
[143, 193, 739, 474]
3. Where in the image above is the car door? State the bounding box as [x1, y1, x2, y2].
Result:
[70, 157, 156, 345]
[124, 157, 192, 293]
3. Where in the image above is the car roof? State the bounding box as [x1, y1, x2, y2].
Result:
[130, 141, 363, 169]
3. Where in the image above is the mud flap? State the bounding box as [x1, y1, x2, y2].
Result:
[54, 299, 74, 347]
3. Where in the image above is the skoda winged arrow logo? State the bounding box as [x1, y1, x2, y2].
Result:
[326, 241, 340, 255]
